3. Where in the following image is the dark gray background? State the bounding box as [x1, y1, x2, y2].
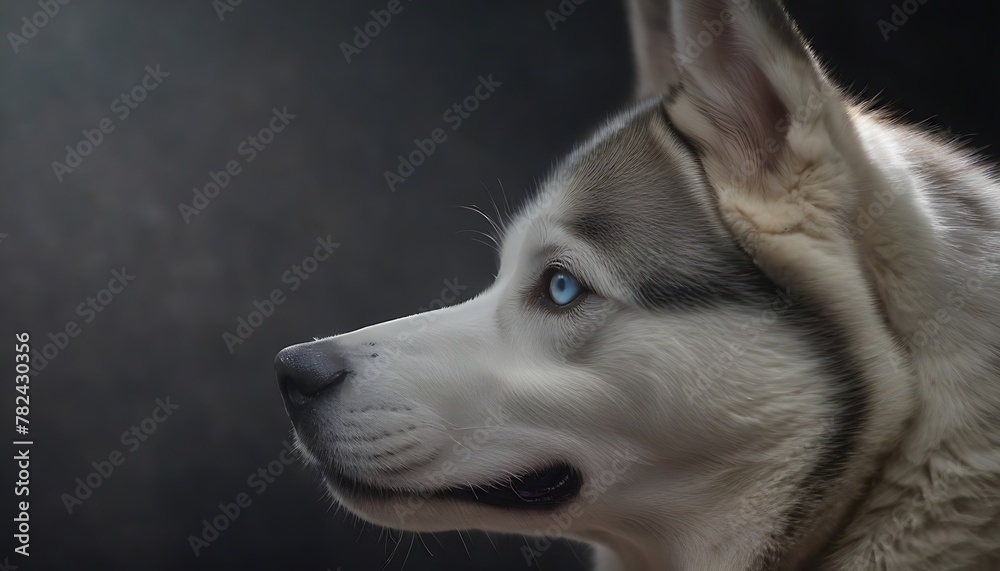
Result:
[1, 0, 997, 569]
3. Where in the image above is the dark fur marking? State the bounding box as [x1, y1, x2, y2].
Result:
[662, 81, 685, 107]
[569, 211, 624, 244]
[633, 258, 776, 310]
[744, 272, 870, 570]
[658, 90, 705, 173]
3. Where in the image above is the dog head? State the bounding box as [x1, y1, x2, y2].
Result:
[277, 0, 914, 565]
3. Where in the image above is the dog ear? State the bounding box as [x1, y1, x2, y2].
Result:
[626, 0, 682, 100]
[629, 0, 846, 185]
[631, 2, 891, 293]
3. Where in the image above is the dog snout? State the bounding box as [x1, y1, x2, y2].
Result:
[275, 343, 349, 418]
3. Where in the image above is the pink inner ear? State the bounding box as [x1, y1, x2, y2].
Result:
[673, 0, 807, 170]
[723, 55, 788, 165]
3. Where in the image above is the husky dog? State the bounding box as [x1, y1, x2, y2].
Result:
[275, 0, 1000, 568]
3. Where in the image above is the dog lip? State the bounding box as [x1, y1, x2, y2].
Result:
[441, 463, 583, 509]
[327, 462, 583, 510]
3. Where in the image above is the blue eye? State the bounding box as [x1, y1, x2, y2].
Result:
[547, 270, 583, 306]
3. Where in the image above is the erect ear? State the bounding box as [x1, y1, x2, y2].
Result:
[626, 0, 682, 100]
[628, 0, 849, 187]
[630, 0, 900, 308]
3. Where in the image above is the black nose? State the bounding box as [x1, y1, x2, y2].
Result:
[275, 344, 349, 418]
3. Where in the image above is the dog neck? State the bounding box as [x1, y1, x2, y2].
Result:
[576, 476, 843, 571]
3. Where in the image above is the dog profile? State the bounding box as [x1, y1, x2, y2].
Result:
[275, 1, 1000, 568]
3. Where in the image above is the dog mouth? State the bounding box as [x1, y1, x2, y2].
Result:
[331, 462, 583, 509]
